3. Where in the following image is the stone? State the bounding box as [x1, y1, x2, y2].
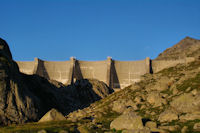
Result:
[77, 126, 90, 133]
[37, 130, 47, 133]
[153, 76, 170, 91]
[75, 110, 87, 118]
[145, 121, 157, 129]
[181, 126, 188, 133]
[59, 130, 69, 133]
[150, 112, 156, 116]
[186, 87, 192, 92]
[170, 93, 200, 113]
[39, 108, 66, 122]
[123, 107, 136, 115]
[134, 96, 142, 103]
[193, 123, 200, 130]
[179, 113, 200, 121]
[147, 92, 167, 107]
[191, 89, 198, 95]
[130, 84, 141, 91]
[122, 128, 150, 133]
[159, 125, 180, 132]
[126, 100, 138, 110]
[110, 111, 143, 130]
[158, 109, 178, 123]
[112, 99, 127, 113]
[172, 88, 179, 95]
[140, 105, 146, 110]
[150, 128, 169, 133]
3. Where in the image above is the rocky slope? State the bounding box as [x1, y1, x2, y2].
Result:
[156, 37, 200, 60]
[63, 56, 200, 133]
[62, 37, 200, 132]
[0, 38, 112, 125]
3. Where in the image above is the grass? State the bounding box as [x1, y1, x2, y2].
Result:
[168, 119, 200, 133]
[0, 120, 75, 133]
[177, 72, 200, 92]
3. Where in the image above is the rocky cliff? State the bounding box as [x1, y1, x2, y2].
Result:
[0, 38, 112, 125]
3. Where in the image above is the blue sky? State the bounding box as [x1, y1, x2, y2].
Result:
[0, 0, 199, 61]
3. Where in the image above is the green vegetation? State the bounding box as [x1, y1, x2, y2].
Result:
[177, 72, 200, 91]
[0, 120, 74, 133]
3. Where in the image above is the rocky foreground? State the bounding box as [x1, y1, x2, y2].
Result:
[65, 58, 200, 133]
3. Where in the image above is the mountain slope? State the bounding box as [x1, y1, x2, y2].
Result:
[156, 37, 200, 60]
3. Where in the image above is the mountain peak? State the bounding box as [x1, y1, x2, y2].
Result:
[156, 36, 200, 60]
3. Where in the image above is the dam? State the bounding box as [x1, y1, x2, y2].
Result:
[16, 57, 193, 89]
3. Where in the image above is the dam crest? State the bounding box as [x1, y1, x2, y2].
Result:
[16, 57, 194, 89]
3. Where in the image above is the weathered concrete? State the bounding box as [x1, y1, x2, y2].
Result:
[16, 57, 193, 89]
[112, 59, 147, 89]
[17, 61, 35, 74]
[152, 57, 194, 73]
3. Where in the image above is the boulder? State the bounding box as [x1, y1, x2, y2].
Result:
[59, 130, 69, 133]
[110, 111, 143, 130]
[158, 109, 178, 123]
[147, 92, 167, 107]
[153, 76, 171, 91]
[39, 108, 66, 122]
[179, 113, 200, 121]
[112, 99, 127, 113]
[181, 126, 188, 133]
[122, 128, 150, 133]
[193, 123, 200, 130]
[145, 121, 157, 129]
[37, 130, 47, 133]
[159, 125, 180, 132]
[170, 93, 200, 113]
[77, 126, 90, 133]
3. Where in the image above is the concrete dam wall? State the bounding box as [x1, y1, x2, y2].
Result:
[16, 57, 194, 89]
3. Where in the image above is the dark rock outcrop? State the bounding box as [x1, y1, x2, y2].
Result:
[73, 79, 113, 108]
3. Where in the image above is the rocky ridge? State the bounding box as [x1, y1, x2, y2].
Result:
[156, 36, 200, 60]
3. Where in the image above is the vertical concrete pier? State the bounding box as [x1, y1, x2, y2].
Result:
[68, 57, 76, 84]
[145, 57, 150, 73]
[33, 57, 39, 74]
[106, 56, 112, 88]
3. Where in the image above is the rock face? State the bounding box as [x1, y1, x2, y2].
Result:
[39, 108, 66, 122]
[73, 79, 113, 107]
[110, 111, 143, 130]
[0, 38, 113, 125]
[158, 109, 178, 123]
[0, 38, 74, 125]
[147, 91, 167, 107]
